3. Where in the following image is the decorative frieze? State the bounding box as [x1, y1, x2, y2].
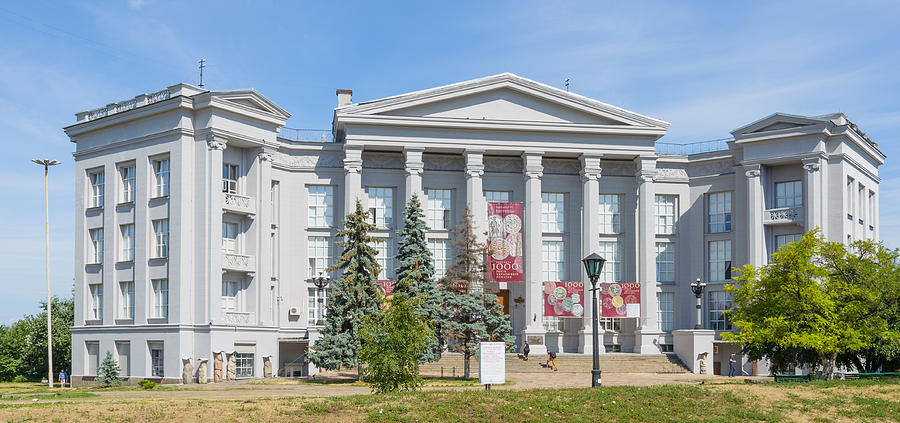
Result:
[484, 156, 523, 173]
[362, 152, 404, 169]
[423, 153, 464, 171]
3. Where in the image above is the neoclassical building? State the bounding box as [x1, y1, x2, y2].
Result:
[65, 73, 883, 384]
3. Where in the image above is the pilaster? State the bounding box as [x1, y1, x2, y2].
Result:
[634, 156, 661, 354]
[578, 153, 604, 354]
[744, 164, 765, 265]
[206, 135, 227, 324]
[404, 147, 425, 205]
[802, 156, 826, 237]
[521, 151, 547, 355]
[465, 150, 486, 293]
[257, 148, 274, 326]
[343, 145, 364, 217]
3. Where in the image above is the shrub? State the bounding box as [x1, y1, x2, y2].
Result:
[96, 352, 122, 387]
[12, 375, 28, 383]
[138, 379, 156, 389]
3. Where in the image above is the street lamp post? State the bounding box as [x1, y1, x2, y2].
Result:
[582, 253, 607, 388]
[311, 272, 332, 326]
[32, 159, 60, 388]
[690, 277, 707, 329]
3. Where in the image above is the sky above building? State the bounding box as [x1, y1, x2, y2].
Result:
[1, 1, 898, 323]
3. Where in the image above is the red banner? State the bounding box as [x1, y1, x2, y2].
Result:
[375, 280, 395, 299]
[487, 202, 523, 282]
[601, 283, 641, 318]
[543, 281, 585, 318]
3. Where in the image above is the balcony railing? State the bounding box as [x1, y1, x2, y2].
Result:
[223, 311, 255, 326]
[223, 253, 256, 273]
[278, 127, 334, 143]
[223, 193, 255, 216]
[655, 138, 731, 155]
[763, 207, 805, 225]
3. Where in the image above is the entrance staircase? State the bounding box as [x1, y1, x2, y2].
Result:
[419, 353, 690, 376]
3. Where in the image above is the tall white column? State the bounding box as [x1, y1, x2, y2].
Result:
[634, 156, 661, 355]
[802, 156, 826, 238]
[206, 135, 227, 324]
[343, 145, 364, 218]
[521, 151, 547, 355]
[257, 148, 274, 326]
[404, 147, 425, 205]
[744, 164, 765, 265]
[579, 153, 603, 354]
[465, 150, 486, 293]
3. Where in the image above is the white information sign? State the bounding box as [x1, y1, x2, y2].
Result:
[478, 342, 506, 385]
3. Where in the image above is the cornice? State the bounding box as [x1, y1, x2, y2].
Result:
[65, 96, 192, 137]
[72, 128, 192, 159]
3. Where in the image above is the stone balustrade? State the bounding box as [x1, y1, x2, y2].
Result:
[762, 206, 805, 225]
[223, 253, 256, 273]
[223, 193, 256, 216]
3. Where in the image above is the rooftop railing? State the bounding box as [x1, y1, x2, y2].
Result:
[279, 127, 334, 143]
[655, 138, 731, 155]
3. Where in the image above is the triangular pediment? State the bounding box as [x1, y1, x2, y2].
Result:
[212, 90, 291, 120]
[732, 113, 827, 138]
[338, 73, 668, 129]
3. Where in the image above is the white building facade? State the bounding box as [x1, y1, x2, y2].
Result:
[65, 73, 884, 384]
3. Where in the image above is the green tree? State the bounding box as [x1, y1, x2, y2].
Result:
[358, 292, 434, 393]
[96, 351, 121, 387]
[308, 200, 384, 378]
[438, 205, 514, 379]
[723, 230, 897, 379]
[393, 194, 443, 362]
[0, 297, 73, 381]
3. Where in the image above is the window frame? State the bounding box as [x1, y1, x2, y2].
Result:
[88, 283, 103, 320]
[541, 192, 566, 233]
[222, 163, 239, 194]
[152, 219, 169, 259]
[234, 353, 254, 377]
[373, 238, 394, 280]
[707, 240, 732, 282]
[425, 188, 452, 230]
[151, 279, 168, 318]
[307, 185, 334, 228]
[149, 342, 164, 377]
[151, 157, 170, 198]
[597, 241, 622, 282]
[655, 242, 675, 282]
[89, 228, 104, 264]
[541, 240, 566, 282]
[222, 221, 239, 254]
[88, 169, 104, 208]
[655, 194, 677, 235]
[708, 291, 733, 331]
[428, 238, 451, 280]
[119, 281, 134, 320]
[485, 190, 511, 203]
[598, 194, 621, 234]
[119, 224, 134, 262]
[119, 164, 135, 204]
[367, 187, 394, 229]
[774, 180, 802, 209]
[707, 191, 732, 233]
[657, 292, 674, 332]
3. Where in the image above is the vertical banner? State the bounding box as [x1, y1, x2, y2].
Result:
[601, 283, 641, 318]
[487, 202, 523, 282]
[478, 341, 506, 385]
[543, 281, 585, 318]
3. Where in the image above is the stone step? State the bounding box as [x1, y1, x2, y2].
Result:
[419, 353, 690, 374]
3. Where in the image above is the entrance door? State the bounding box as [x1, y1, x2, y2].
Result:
[497, 289, 510, 315]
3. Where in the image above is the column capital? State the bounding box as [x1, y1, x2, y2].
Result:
[257, 147, 276, 162]
[801, 157, 822, 173]
[743, 163, 761, 178]
[465, 149, 485, 178]
[580, 153, 602, 181]
[206, 134, 227, 151]
[522, 151, 543, 179]
[404, 147, 425, 176]
[343, 145, 363, 174]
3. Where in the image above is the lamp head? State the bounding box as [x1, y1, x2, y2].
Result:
[582, 253, 606, 279]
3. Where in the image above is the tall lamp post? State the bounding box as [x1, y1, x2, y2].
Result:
[582, 253, 606, 387]
[690, 278, 707, 329]
[311, 272, 332, 326]
[33, 159, 60, 388]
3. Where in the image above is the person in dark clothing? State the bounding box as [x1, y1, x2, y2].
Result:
[545, 350, 558, 371]
[523, 341, 530, 361]
[728, 353, 737, 377]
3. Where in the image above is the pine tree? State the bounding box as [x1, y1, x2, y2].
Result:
[96, 351, 121, 387]
[439, 205, 515, 379]
[308, 200, 384, 378]
[393, 194, 443, 362]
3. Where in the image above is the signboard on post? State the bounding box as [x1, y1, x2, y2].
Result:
[601, 283, 641, 318]
[543, 281, 585, 318]
[478, 342, 506, 386]
[487, 202, 523, 283]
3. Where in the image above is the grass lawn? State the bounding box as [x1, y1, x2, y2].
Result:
[0, 379, 897, 422]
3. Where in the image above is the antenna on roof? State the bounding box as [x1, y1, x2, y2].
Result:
[565, 78, 570, 92]
[198, 59, 206, 88]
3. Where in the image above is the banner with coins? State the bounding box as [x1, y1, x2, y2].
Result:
[601, 282, 641, 318]
[543, 281, 585, 318]
[487, 202, 523, 282]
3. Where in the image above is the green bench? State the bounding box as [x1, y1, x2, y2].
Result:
[774, 374, 813, 382]
[852, 372, 900, 379]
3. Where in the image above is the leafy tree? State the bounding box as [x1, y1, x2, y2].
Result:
[0, 297, 73, 381]
[358, 292, 434, 393]
[393, 194, 443, 361]
[96, 351, 122, 387]
[308, 200, 384, 378]
[723, 230, 900, 379]
[438, 205, 514, 379]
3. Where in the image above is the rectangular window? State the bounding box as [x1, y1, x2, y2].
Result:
[151, 279, 168, 318]
[708, 291, 733, 331]
[598, 194, 621, 234]
[152, 158, 169, 197]
[152, 219, 168, 258]
[708, 240, 732, 282]
[119, 281, 134, 319]
[235, 353, 254, 377]
[222, 163, 239, 194]
[119, 165, 135, 203]
[655, 194, 676, 234]
[307, 186, 334, 228]
[775, 180, 802, 208]
[847, 177, 855, 219]
[89, 283, 103, 320]
[775, 234, 802, 251]
[149, 342, 164, 377]
[374, 239, 394, 280]
[86, 342, 100, 375]
[541, 192, 565, 233]
[367, 187, 394, 229]
[89, 228, 104, 264]
[655, 242, 675, 282]
[657, 292, 674, 332]
[599, 318, 621, 332]
[307, 236, 333, 278]
[426, 189, 452, 230]
[858, 184, 866, 225]
[89, 169, 104, 208]
[707, 192, 732, 233]
[222, 222, 238, 254]
[597, 241, 622, 282]
[119, 224, 134, 262]
[541, 241, 565, 282]
[271, 181, 280, 225]
[428, 238, 451, 280]
[222, 280, 240, 312]
[308, 287, 328, 326]
[116, 342, 130, 377]
[485, 191, 511, 203]
[869, 190, 876, 229]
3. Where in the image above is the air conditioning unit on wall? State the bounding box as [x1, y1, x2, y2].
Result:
[289, 306, 301, 316]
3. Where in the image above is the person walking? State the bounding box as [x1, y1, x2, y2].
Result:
[728, 353, 737, 377]
[523, 341, 530, 361]
[545, 350, 558, 371]
[58, 369, 67, 387]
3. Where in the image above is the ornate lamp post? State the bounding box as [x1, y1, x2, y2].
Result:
[582, 253, 607, 387]
[311, 272, 331, 325]
[690, 277, 707, 329]
[33, 158, 60, 388]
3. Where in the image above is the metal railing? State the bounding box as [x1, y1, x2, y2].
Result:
[655, 138, 731, 155]
[278, 127, 334, 143]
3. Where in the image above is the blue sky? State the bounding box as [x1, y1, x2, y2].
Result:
[1, 1, 898, 323]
